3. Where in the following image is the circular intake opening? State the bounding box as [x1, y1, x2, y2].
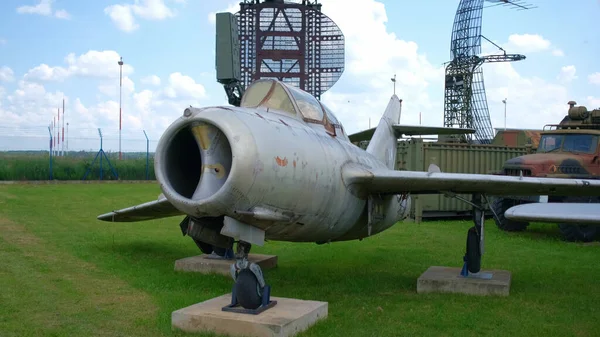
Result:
[163, 127, 202, 199]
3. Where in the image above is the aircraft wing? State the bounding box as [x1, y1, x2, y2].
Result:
[342, 164, 600, 197]
[505, 203, 600, 225]
[97, 196, 183, 222]
[348, 125, 475, 143]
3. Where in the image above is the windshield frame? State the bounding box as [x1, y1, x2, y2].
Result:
[537, 133, 599, 154]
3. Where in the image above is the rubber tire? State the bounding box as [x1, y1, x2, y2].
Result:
[491, 197, 529, 231]
[557, 224, 598, 242]
[193, 239, 213, 255]
[556, 196, 600, 242]
[235, 269, 263, 310]
[466, 226, 481, 274]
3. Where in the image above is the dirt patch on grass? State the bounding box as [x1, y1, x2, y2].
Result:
[0, 216, 161, 336]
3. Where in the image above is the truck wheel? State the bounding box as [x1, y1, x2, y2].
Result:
[557, 223, 598, 242]
[556, 196, 600, 242]
[491, 197, 529, 231]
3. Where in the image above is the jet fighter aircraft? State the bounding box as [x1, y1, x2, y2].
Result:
[98, 79, 600, 310]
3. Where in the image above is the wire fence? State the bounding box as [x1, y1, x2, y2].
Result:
[0, 126, 160, 181]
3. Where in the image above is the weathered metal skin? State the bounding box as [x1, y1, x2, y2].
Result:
[154, 105, 409, 243]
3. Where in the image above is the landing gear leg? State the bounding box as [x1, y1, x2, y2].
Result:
[459, 193, 493, 279]
[221, 240, 277, 314]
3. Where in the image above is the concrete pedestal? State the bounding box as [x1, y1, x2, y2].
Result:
[172, 294, 328, 337]
[417, 266, 511, 296]
[174, 253, 278, 276]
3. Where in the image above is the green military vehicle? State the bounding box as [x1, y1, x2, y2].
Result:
[492, 100, 600, 242]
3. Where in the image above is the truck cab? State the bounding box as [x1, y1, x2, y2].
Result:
[493, 101, 600, 242]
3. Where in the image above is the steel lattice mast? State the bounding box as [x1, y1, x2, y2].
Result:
[443, 0, 536, 144]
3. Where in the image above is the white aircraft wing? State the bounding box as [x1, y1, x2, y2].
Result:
[97, 196, 183, 222]
[505, 203, 600, 225]
[342, 164, 600, 197]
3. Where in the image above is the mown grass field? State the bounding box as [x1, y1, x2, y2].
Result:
[0, 183, 599, 337]
[0, 152, 154, 180]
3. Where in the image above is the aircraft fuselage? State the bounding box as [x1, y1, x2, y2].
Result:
[154, 105, 410, 244]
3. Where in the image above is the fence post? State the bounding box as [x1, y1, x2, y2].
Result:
[99, 128, 103, 180]
[143, 130, 149, 180]
[47, 127, 53, 180]
[82, 127, 118, 180]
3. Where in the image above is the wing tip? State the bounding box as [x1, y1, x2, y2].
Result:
[97, 212, 116, 222]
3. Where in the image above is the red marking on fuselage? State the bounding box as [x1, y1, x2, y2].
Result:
[275, 156, 288, 167]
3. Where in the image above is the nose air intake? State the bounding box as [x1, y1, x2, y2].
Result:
[159, 120, 232, 203]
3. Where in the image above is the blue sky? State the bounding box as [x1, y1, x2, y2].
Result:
[0, 0, 599, 152]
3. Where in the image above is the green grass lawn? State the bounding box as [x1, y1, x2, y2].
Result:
[0, 184, 599, 337]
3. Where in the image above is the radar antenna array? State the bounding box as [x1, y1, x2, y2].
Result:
[443, 0, 535, 144]
[216, 0, 345, 106]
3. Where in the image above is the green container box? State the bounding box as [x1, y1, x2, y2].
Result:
[395, 139, 529, 222]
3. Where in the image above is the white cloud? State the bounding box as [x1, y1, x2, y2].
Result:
[505, 33, 550, 53]
[24, 50, 134, 82]
[98, 76, 135, 97]
[54, 9, 70, 19]
[503, 33, 563, 57]
[105, 0, 183, 32]
[312, 0, 445, 133]
[1, 1, 593, 151]
[163, 72, 206, 99]
[16, 0, 52, 16]
[141, 75, 161, 86]
[587, 96, 600, 109]
[16, 0, 71, 19]
[557, 65, 577, 83]
[588, 72, 600, 85]
[0, 67, 209, 151]
[130, 0, 176, 20]
[313, 1, 577, 134]
[104, 5, 139, 32]
[207, 2, 239, 24]
[0, 67, 14, 82]
[24, 64, 70, 81]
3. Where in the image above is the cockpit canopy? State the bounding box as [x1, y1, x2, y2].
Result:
[240, 79, 346, 138]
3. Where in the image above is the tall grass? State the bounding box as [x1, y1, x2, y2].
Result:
[0, 152, 155, 180]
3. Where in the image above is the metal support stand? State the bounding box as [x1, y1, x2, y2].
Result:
[222, 284, 277, 315]
[222, 241, 276, 314]
[82, 128, 119, 180]
[203, 248, 235, 260]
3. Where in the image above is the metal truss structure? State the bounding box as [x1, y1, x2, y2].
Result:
[236, 0, 345, 100]
[443, 0, 536, 144]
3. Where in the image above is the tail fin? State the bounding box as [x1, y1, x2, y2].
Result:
[366, 95, 402, 169]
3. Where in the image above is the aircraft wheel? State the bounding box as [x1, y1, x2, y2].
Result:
[466, 226, 481, 273]
[491, 197, 529, 231]
[557, 224, 598, 242]
[193, 239, 213, 255]
[235, 269, 263, 309]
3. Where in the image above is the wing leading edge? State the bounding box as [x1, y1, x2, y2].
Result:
[505, 203, 600, 225]
[342, 164, 600, 197]
[97, 196, 183, 222]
